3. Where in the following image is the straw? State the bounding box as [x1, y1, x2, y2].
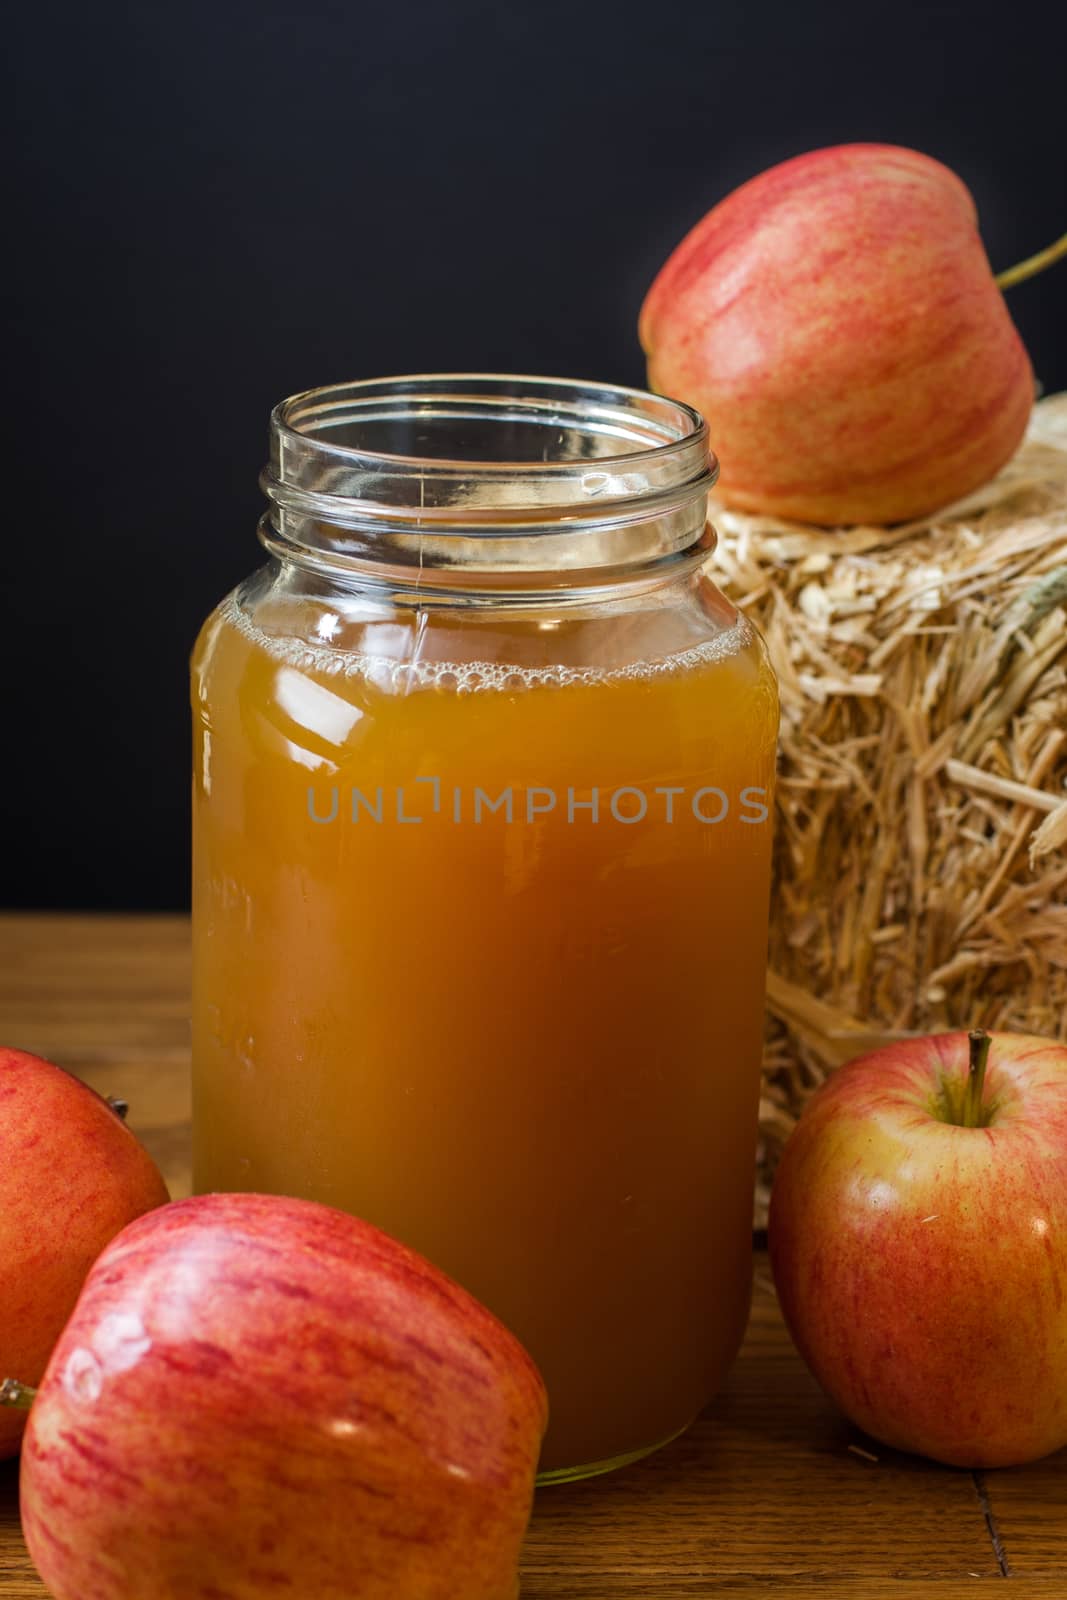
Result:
[712, 396, 1067, 1224]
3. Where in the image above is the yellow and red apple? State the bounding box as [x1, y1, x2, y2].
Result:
[0, 1047, 169, 1458]
[640, 144, 1034, 525]
[14, 1192, 548, 1600]
[769, 1030, 1067, 1467]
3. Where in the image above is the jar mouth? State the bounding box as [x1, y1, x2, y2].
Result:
[262, 374, 717, 581]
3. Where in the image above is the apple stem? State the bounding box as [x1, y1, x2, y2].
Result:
[963, 1029, 992, 1129]
[0, 1379, 37, 1412]
[995, 232, 1067, 292]
[106, 1095, 130, 1122]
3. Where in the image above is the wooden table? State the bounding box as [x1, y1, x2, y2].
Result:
[1, 915, 1063, 1599]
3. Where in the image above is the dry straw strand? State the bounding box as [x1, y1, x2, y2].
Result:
[712, 396, 1067, 1225]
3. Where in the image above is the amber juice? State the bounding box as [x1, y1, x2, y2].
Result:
[192, 583, 778, 1477]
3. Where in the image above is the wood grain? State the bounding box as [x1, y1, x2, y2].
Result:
[1, 913, 1063, 1595]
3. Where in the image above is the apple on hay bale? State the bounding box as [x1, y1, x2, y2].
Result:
[640, 142, 1066, 525]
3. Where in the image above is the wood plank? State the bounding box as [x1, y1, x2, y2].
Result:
[518, 1588, 1067, 1598]
[1, 913, 1064, 1593]
[982, 1457, 1067, 1578]
[521, 1271, 997, 1592]
[0, 915, 192, 1199]
[0, 914, 191, 1061]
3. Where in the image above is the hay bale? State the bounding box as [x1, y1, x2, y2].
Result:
[712, 395, 1067, 1224]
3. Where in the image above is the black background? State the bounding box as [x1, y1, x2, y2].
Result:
[5, 0, 1065, 910]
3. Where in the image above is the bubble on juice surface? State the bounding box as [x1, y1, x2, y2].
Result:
[218, 592, 754, 692]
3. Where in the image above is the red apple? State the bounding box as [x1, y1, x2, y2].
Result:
[12, 1192, 547, 1600]
[639, 143, 1034, 525]
[0, 1046, 169, 1458]
[769, 1030, 1067, 1466]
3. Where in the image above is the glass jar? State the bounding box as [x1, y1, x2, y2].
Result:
[191, 375, 779, 1481]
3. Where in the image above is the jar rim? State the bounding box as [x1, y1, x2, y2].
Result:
[261, 374, 717, 583]
[271, 373, 711, 480]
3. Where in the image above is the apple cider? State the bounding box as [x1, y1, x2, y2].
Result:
[192, 377, 779, 1479]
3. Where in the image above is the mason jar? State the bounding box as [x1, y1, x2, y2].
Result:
[191, 375, 779, 1481]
